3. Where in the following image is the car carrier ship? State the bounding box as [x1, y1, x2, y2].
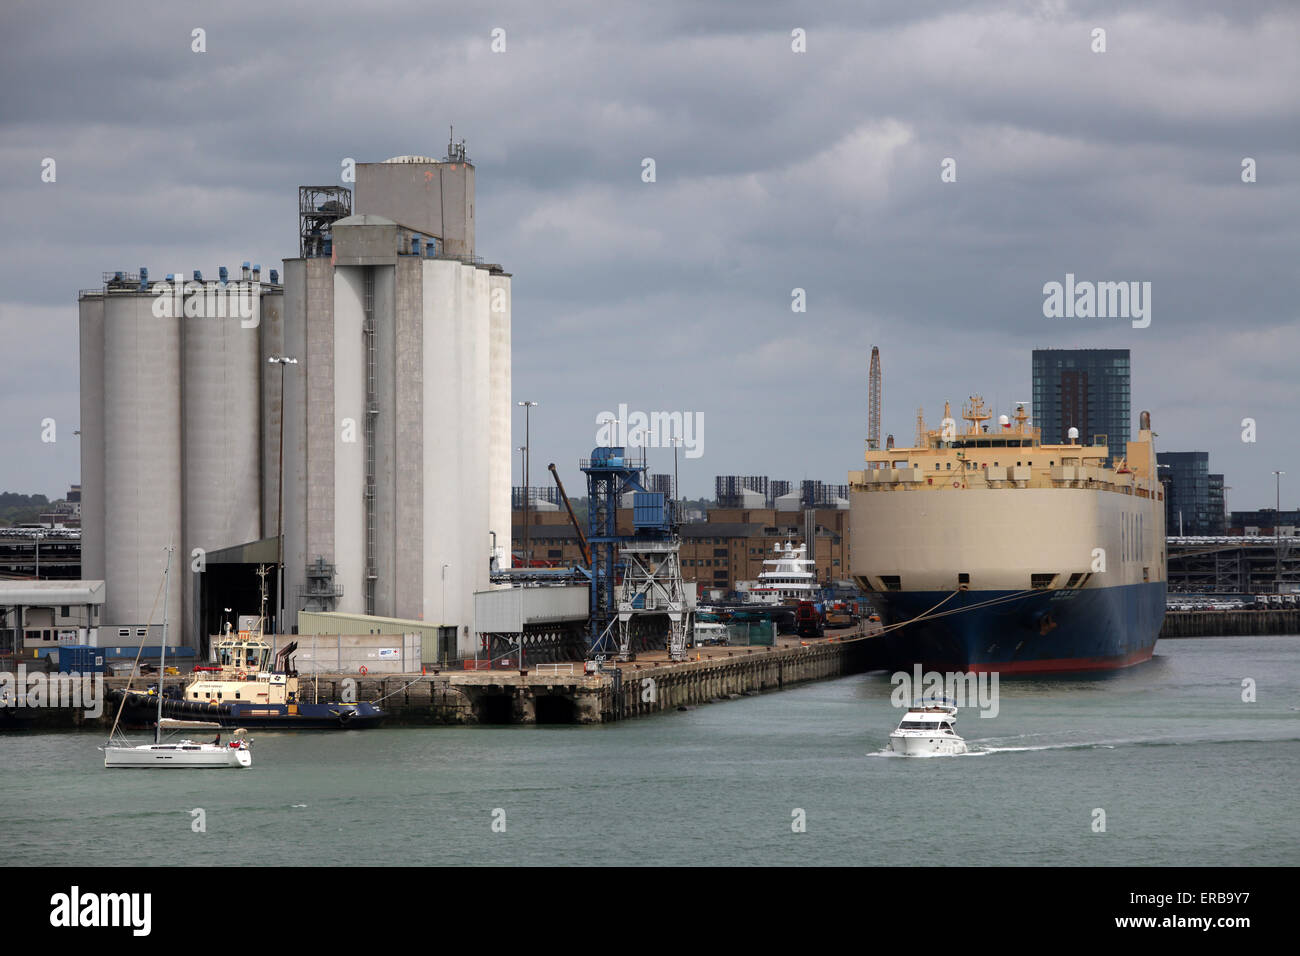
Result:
[849, 398, 1166, 673]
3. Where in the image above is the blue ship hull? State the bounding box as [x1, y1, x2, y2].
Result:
[868, 581, 1166, 673]
[114, 691, 386, 729]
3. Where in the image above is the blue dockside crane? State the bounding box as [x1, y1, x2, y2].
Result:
[580, 446, 683, 659]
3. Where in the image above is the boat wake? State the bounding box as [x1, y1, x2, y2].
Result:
[975, 741, 1111, 753]
[867, 733, 1300, 758]
[973, 734, 1300, 754]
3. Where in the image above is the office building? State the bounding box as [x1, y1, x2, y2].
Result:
[1031, 349, 1130, 464]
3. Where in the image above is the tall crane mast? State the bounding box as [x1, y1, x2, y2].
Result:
[867, 345, 883, 450]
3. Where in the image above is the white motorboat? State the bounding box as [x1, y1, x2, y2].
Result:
[887, 698, 968, 756]
[102, 546, 253, 769]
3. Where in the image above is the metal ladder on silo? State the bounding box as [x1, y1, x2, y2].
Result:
[362, 269, 378, 615]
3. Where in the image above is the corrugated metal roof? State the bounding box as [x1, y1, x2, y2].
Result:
[0, 580, 105, 604]
[202, 537, 279, 564]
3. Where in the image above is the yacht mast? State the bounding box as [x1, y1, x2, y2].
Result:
[156, 545, 173, 745]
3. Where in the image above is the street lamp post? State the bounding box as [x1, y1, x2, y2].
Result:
[517, 401, 538, 568]
[516, 446, 528, 568]
[441, 563, 449, 614]
[669, 436, 683, 526]
[268, 356, 299, 634]
[1274, 470, 1285, 592]
[34, 531, 42, 580]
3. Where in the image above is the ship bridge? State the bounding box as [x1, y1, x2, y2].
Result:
[850, 397, 1159, 499]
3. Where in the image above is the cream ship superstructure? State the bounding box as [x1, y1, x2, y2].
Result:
[849, 398, 1166, 672]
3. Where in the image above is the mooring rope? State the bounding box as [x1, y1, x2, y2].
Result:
[869, 586, 1046, 638]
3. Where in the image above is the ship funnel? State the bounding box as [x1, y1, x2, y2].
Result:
[1140, 410, 1151, 430]
[886, 434, 895, 450]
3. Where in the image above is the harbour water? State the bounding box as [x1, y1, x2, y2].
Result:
[3, 636, 1297, 866]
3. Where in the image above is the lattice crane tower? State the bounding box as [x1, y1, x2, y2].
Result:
[867, 346, 883, 450]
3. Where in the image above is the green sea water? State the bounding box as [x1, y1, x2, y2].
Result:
[3, 636, 1297, 866]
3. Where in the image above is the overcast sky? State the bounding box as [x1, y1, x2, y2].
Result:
[1, 0, 1296, 510]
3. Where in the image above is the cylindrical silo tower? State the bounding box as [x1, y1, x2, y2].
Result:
[260, 279, 286, 544]
[332, 264, 368, 618]
[181, 277, 266, 644]
[102, 290, 183, 643]
[78, 295, 106, 585]
[487, 271, 512, 573]
[422, 258, 465, 631]
[468, 266, 491, 603]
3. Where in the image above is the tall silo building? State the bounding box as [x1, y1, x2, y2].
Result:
[79, 142, 509, 656]
[270, 147, 512, 656]
[79, 267, 283, 645]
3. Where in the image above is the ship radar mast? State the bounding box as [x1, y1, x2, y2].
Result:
[962, 395, 991, 434]
[255, 564, 270, 636]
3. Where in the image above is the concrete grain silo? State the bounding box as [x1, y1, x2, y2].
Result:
[77, 294, 106, 586]
[276, 147, 512, 656]
[80, 269, 283, 648]
[488, 273, 512, 568]
[101, 288, 183, 641]
[181, 277, 264, 640]
[79, 141, 508, 658]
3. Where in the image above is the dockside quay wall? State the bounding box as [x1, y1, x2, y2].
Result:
[2, 635, 880, 728]
[601, 638, 874, 720]
[1160, 610, 1300, 638]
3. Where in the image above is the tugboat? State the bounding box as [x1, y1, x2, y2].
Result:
[887, 697, 968, 756]
[113, 571, 385, 730]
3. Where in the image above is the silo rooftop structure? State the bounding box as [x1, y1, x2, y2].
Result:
[78, 266, 284, 647]
[353, 142, 476, 259]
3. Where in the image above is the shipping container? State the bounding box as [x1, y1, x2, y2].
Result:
[57, 645, 105, 673]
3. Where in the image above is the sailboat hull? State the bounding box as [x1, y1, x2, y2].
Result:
[103, 743, 251, 768]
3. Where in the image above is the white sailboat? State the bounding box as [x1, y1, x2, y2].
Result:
[102, 546, 252, 769]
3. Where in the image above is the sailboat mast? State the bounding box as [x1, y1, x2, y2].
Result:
[156, 546, 173, 744]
